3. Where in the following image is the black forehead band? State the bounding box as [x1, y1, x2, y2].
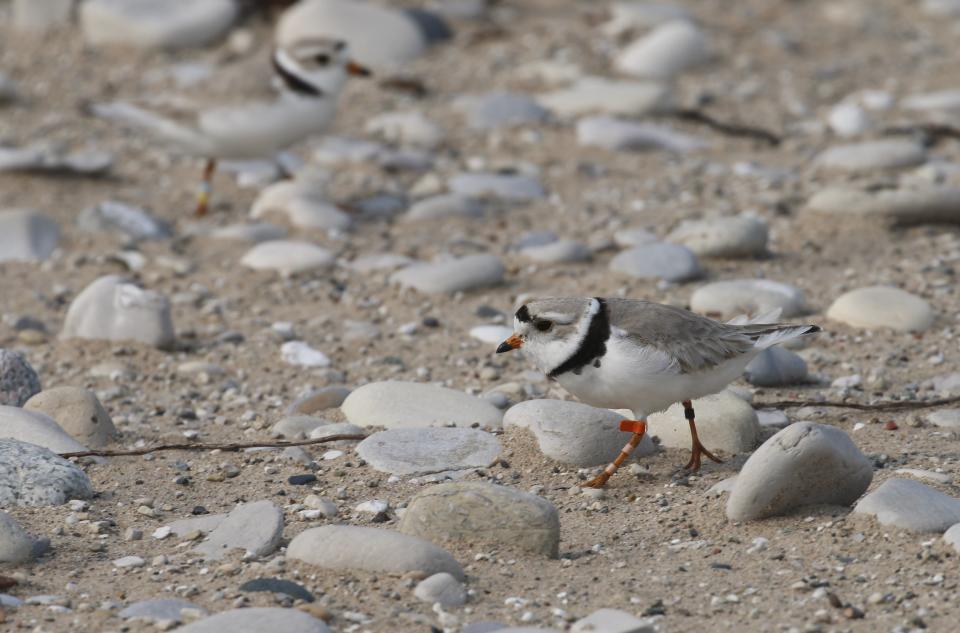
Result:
[515, 305, 531, 322]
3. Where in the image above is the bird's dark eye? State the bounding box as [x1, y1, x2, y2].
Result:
[314, 54, 330, 65]
[534, 320, 553, 332]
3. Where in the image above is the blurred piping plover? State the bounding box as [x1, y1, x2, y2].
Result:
[92, 38, 370, 216]
[496, 297, 820, 487]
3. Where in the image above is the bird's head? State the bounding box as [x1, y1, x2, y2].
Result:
[272, 38, 370, 98]
[496, 297, 600, 373]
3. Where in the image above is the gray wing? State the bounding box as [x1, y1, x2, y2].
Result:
[605, 298, 777, 373]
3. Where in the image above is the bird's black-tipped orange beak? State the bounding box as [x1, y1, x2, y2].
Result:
[346, 60, 371, 77]
[496, 334, 522, 354]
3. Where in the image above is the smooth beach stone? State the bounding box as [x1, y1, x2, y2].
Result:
[250, 180, 352, 231]
[193, 500, 284, 560]
[744, 347, 808, 387]
[341, 381, 504, 429]
[210, 222, 287, 243]
[827, 101, 871, 137]
[271, 415, 328, 439]
[690, 279, 806, 319]
[448, 172, 545, 202]
[571, 609, 656, 633]
[238, 578, 314, 602]
[0, 511, 38, 564]
[609, 243, 701, 282]
[815, 139, 926, 173]
[356, 427, 501, 476]
[390, 254, 505, 293]
[945, 523, 960, 553]
[902, 89, 960, 122]
[240, 241, 335, 276]
[404, 194, 484, 222]
[805, 186, 960, 225]
[827, 286, 934, 332]
[612, 227, 659, 248]
[286, 386, 352, 415]
[366, 111, 446, 149]
[0, 439, 93, 507]
[615, 20, 710, 78]
[854, 478, 960, 533]
[666, 216, 768, 258]
[0, 406, 89, 454]
[287, 525, 464, 579]
[648, 390, 759, 454]
[399, 482, 560, 558]
[119, 599, 208, 623]
[927, 409, 960, 428]
[455, 92, 550, 129]
[414, 572, 467, 606]
[12, 0, 73, 32]
[0, 350, 41, 406]
[576, 117, 704, 152]
[78, 201, 170, 240]
[24, 387, 116, 448]
[0, 209, 60, 262]
[538, 76, 673, 117]
[727, 422, 873, 521]
[520, 239, 591, 263]
[61, 275, 175, 349]
[177, 608, 329, 633]
[81, 0, 238, 49]
[503, 399, 655, 467]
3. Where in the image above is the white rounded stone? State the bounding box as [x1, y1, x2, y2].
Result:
[902, 90, 960, 122]
[927, 409, 960, 428]
[744, 347, 808, 387]
[827, 286, 934, 332]
[827, 102, 871, 137]
[342, 381, 504, 429]
[414, 572, 467, 606]
[24, 387, 116, 448]
[944, 522, 960, 553]
[854, 478, 960, 533]
[0, 406, 90, 454]
[193, 500, 284, 560]
[615, 20, 710, 79]
[0, 209, 59, 262]
[815, 139, 926, 173]
[648, 390, 759, 454]
[448, 172, 545, 201]
[520, 239, 591, 263]
[81, 0, 238, 49]
[455, 92, 549, 129]
[404, 194, 484, 222]
[357, 427, 501, 476]
[576, 116, 704, 152]
[609, 243, 701, 282]
[210, 222, 287, 243]
[250, 181, 352, 231]
[538, 76, 673, 118]
[61, 275, 175, 349]
[0, 511, 37, 564]
[690, 279, 806, 319]
[240, 241, 335, 276]
[177, 608, 329, 633]
[366, 110, 445, 149]
[667, 216, 768, 258]
[806, 186, 960, 225]
[390, 254, 505, 294]
[469, 325, 514, 344]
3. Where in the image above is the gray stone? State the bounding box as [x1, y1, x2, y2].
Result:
[24, 387, 116, 448]
[366, 111, 445, 149]
[119, 599, 208, 622]
[612, 227, 659, 248]
[349, 254, 415, 272]
[405, 194, 484, 222]
[538, 76, 672, 117]
[177, 607, 330, 633]
[503, 399, 655, 467]
[895, 468, 952, 485]
[815, 139, 926, 173]
[648, 390, 759, 455]
[727, 422, 873, 521]
[0, 511, 37, 564]
[77, 201, 171, 240]
[357, 427, 500, 476]
[194, 500, 283, 560]
[929, 373, 960, 396]
[0, 209, 60, 262]
[0, 350, 41, 406]
[805, 186, 960, 225]
[571, 609, 656, 633]
[287, 387, 352, 415]
[827, 286, 934, 332]
[287, 525, 464, 579]
[399, 482, 560, 558]
[414, 572, 467, 606]
[827, 101, 871, 137]
[271, 415, 328, 439]
[448, 173, 545, 202]
[250, 181, 352, 231]
[168, 514, 226, 537]
[690, 279, 806, 319]
[0, 439, 93, 507]
[391, 254, 505, 294]
[456, 92, 549, 129]
[13, 0, 74, 32]
[705, 476, 738, 498]
[927, 409, 960, 428]
[854, 478, 960, 533]
[0, 144, 113, 176]
[755, 409, 790, 429]
[342, 381, 504, 429]
[81, 0, 238, 49]
[744, 347, 808, 387]
[0, 406, 89, 454]
[61, 275, 175, 349]
[210, 222, 287, 243]
[609, 243, 701, 282]
[576, 117, 704, 152]
[240, 241, 335, 276]
[615, 20, 710, 78]
[520, 239, 591, 264]
[239, 578, 314, 602]
[944, 522, 960, 553]
[308, 422, 365, 442]
[666, 216, 768, 258]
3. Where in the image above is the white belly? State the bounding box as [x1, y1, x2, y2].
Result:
[199, 98, 336, 158]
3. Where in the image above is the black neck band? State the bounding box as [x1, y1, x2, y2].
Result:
[272, 55, 324, 97]
[548, 298, 610, 378]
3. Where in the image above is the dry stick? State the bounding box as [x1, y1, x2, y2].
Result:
[58, 434, 368, 459]
[755, 395, 960, 412]
[666, 109, 782, 146]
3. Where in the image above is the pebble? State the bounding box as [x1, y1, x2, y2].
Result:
[240, 241, 335, 276]
[895, 468, 953, 485]
[280, 341, 331, 368]
[414, 572, 467, 606]
[303, 495, 338, 517]
[0, 350, 41, 407]
[689, 279, 806, 319]
[113, 555, 146, 569]
[404, 194, 484, 222]
[944, 523, 960, 553]
[0, 511, 38, 564]
[455, 92, 550, 129]
[250, 181, 352, 231]
[756, 409, 790, 429]
[238, 578, 314, 603]
[826, 286, 934, 332]
[357, 427, 501, 476]
[61, 275, 175, 349]
[827, 101, 871, 137]
[287, 525, 464, 579]
[400, 482, 560, 558]
[210, 222, 287, 243]
[349, 254, 415, 272]
[194, 500, 284, 560]
[308, 422, 365, 442]
[519, 239, 591, 264]
[119, 599, 208, 623]
[77, 200, 172, 240]
[287, 386, 352, 415]
[271, 415, 328, 439]
[571, 609, 656, 633]
[727, 422, 873, 521]
[289, 474, 318, 485]
[538, 76, 673, 117]
[928, 373, 960, 395]
[341, 381, 504, 429]
[168, 513, 226, 537]
[0, 143, 113, 176]
[705, 476, 738, 498]
[448, 173, 545, 202]
[366, 111, 445, 149]
[0, 209, 60, 262]
[648, 389, 759, 454]
[391, 254, 505, 293]
[81, 0, 238, 49]
[24, 387, 116, 448]
[612, 227, 660, 248]
[0, 406, 89, 454]
[744, 347, 809, 387]
[503, 399, 655, 467]
[615, 20, 710, 78]
[927, 409, 960, 428]
[609, 243, 701, 282]
[805, 186, 960, 225]
[0, 440, 93, 506]
[854, 478, 960, 533]
[815, 139, 926, 173]
[177, 607, 330, 633]
[577, 117, 704, 152]
[666, 216, 768, 258]
[902, 89, 960, 122]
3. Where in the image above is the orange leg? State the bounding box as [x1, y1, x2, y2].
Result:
[682, 400, 722, 471]
[584, 419, 647, 488]
[195, 158, 217, 216]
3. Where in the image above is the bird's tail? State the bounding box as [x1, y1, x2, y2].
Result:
[743, 323, 821, 349]
[89, 101, 207, 154]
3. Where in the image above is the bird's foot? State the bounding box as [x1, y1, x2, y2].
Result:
[683, 440, 723, 472]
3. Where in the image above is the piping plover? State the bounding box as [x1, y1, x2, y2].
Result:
[496, 297, 820, 487]
[92, 38, 370, 216]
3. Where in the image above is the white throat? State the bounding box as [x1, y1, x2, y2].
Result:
[530, 298, 601, 375]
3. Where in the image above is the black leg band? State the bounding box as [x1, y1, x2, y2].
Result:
[684, 404, 696, 420]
